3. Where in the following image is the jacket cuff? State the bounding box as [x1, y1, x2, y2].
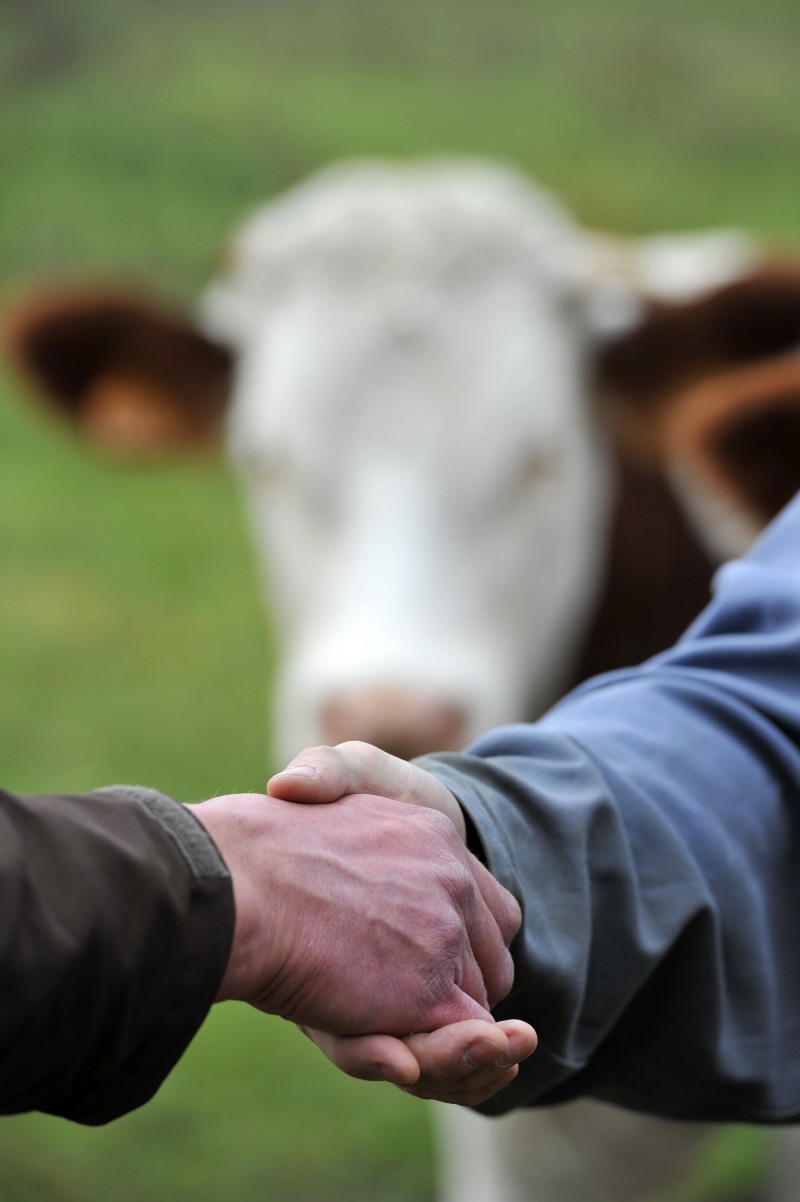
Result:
[65, 787, 235, 1125]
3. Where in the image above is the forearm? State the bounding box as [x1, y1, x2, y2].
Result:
[424, 714, 800, 1122]
[420, 493, 800, 1122]
[0, 785, 234, 1124]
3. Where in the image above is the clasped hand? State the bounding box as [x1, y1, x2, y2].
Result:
[194, 742, 536, 1107]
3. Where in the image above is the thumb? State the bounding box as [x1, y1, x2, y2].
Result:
[267, 743, 372, 803]
[268, 742, 465, 837]
[268, 740, 414, 805]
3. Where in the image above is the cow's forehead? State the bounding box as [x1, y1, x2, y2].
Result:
[229, 270, 585, 480]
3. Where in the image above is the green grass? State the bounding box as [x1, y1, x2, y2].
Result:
[0, 1007, 433, 1202]
[0, 0, 796, 1196]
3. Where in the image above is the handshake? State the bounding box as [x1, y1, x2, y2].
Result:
[193, 742, 536, 1108]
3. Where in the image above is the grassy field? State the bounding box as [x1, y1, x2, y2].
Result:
[1, 0, 798, 1197]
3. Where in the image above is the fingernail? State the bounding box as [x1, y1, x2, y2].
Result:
[499, 1033, 535, 1067]
[464, 1040, 501, 1070]
[273, 765, 317, 779]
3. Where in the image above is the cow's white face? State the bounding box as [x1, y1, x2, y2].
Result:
[206, 165, 613, 762]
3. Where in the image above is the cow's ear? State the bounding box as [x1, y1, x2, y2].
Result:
[662, 358, 800, 530]
[2, 288, 234, 456]
[594, 264, 800, 441]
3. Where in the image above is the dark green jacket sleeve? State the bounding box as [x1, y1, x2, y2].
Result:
[0, 784, 235, 1125]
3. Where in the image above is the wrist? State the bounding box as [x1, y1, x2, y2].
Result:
[190, 796, 265, 1003]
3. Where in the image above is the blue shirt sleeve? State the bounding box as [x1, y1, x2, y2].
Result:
[417, 490, 800, 1122]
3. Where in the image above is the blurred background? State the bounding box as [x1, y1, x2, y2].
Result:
[1, 0, 798, 1198]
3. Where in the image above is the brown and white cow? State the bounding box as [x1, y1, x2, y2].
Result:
[5, 159, 800, 1202]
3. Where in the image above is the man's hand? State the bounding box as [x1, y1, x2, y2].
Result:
[301, 1018, 537, 1107]
[268, 741, 467, 839]
[192, 791, 520, 1034]
[266, 744, 536, 1105]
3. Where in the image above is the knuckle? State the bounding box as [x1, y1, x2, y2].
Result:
[442, 859, 477, 908]
[502, 894, 523, 942]
[287, 744, 332, 773]
[417, 917, 467, 985]
[490, 947, 516, 1005]
[335, 739, 372, 757]
[436, 906, 468, 951]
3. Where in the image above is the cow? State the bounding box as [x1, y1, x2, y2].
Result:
[5, 159, 800, 1202]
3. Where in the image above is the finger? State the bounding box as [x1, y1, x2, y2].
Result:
[299, 1027, 421, 1086]
[267, 745, 347, 802]
[404, 1021, 509, 1089]
[403, 1064, 520, 1106]
[455, 943, 493, 1015]
[304, 1020, 536, 1108]
[495, 1019, 538, 1060]
[401, 1018, 536, 1107]
[456, 869, 518, 1007]
[268, 741, 406, 802]
[404, 1018, 536, 1091]
[467, 852, 522, 949]
[268, 742, 466, 836]
[463, 906, 514, 1010]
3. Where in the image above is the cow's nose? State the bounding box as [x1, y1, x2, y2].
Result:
[321, 688, 468, 761]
